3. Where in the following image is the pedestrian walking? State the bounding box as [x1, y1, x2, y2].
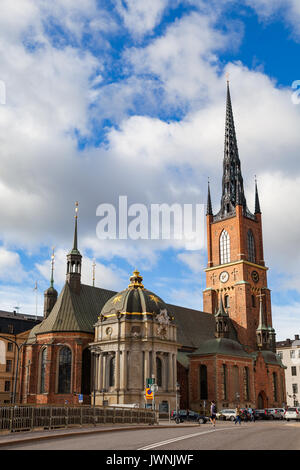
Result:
[210, 401, 217, 428]
[234, 405, 242, 425]
[248, 407, 255, 422]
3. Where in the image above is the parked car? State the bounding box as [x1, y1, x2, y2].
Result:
[171, 409, 207, 424]
[265, 408, 284, 420]
[254, 409, 268, 420]
[284, 407, 300, 421]
[216, 409, 236, 421]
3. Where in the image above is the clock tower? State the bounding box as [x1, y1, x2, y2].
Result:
[203, 82, 273, 352]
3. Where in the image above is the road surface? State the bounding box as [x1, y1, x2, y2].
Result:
[1, 420, 299, 451]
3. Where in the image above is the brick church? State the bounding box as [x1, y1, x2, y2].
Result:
[19, 83, 286, 412]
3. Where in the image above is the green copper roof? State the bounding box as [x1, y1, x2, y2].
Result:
[190, 337, 252, 358]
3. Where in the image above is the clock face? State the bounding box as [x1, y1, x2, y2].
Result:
[251, 271, 259, 283]
[219, 271, 229, 283]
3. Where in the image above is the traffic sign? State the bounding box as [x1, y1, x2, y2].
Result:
[145, 388, 153, 399]
[150, 384, 158, 393]
[146, 378, 155, 386]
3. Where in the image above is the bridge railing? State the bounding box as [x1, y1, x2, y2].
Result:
[0, 405, 157, 433]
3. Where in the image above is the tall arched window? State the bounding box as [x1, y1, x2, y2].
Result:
[199, 365, 208, 400]
[273, 372, 278, 402]
[220, 230, 230, 264]
[224, 295, 229, 308]
[222, 364, 227, 400]
[156, 357, 162, 387]
[40, 348, 47, 394]
[247, 230, 256, 263]
[244, 367, 250, 401]
[109, 355, 115, 387]
[233, 366, 239, 401]
[58, 347, 72, 394]
[81, 348, 91, 395]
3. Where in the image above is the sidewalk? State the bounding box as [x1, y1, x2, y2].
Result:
[0, 420, 200, 447]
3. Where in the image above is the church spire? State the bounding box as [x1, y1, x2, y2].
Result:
[256, 291, 269, 350]
[215, 81, 251, 220]
[66, 202, 82, 293]
[255, 178, 261, 214]
[50, 247, 55, 288]
[70, 201, 80, 255]
[43, 247, 58, 318]
[215, 293, 229, 338]
[206, 180, 213, 216]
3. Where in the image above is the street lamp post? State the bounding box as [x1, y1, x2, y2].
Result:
[176, 382, 180, 415]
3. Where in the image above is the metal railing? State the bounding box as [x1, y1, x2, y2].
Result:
[0, 405, 157, 433]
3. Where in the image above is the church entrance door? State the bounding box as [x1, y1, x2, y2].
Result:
[257, 391, 267, 409]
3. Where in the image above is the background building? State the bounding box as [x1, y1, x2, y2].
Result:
[276, 335, 300, 407]
[0, 310, 42, 404]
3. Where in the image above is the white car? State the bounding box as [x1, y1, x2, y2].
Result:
[217, 409, 236, 421]
[284, 407, 300, 421]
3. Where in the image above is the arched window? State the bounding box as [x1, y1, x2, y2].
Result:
[81, 348, 91, 395]
[58, 347, 72, 394]
[252, 295, 256, 308]
[156, 357, 162, 387]
[273, 372, 278, 402]
[40, 348, 47, 394]
[220, 230, 230, 264]
[244, 367, 250, 401]
[224, 295, 229, 308]
[233, 366, 239, 401]
[109, 355, 115, 387]
[222, 364, 227, 400]
[199, 365, 208, 400]
[247, 230, 256, 263]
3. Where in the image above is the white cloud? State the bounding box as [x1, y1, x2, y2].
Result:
[273, 302, 300, 341]
[115, 0, 170, 37]
[0, 247, 26, 283]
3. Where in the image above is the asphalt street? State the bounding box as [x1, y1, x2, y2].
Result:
[1, 420, 299, 450]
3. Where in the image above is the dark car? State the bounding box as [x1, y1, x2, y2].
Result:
[171, 409, 207, 424]
[254, 409, 269, 420]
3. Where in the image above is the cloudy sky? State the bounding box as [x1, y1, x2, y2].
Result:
[0, 0, 300, 340]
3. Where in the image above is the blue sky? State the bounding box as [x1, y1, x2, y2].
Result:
[0, 0, 300, 340]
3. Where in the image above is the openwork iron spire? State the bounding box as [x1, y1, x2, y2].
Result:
[214, 81, 255, 221]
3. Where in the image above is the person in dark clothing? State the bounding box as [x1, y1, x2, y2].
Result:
[210, 401, 217, 428]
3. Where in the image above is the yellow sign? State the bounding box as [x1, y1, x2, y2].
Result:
[145, 388, 153, 399]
